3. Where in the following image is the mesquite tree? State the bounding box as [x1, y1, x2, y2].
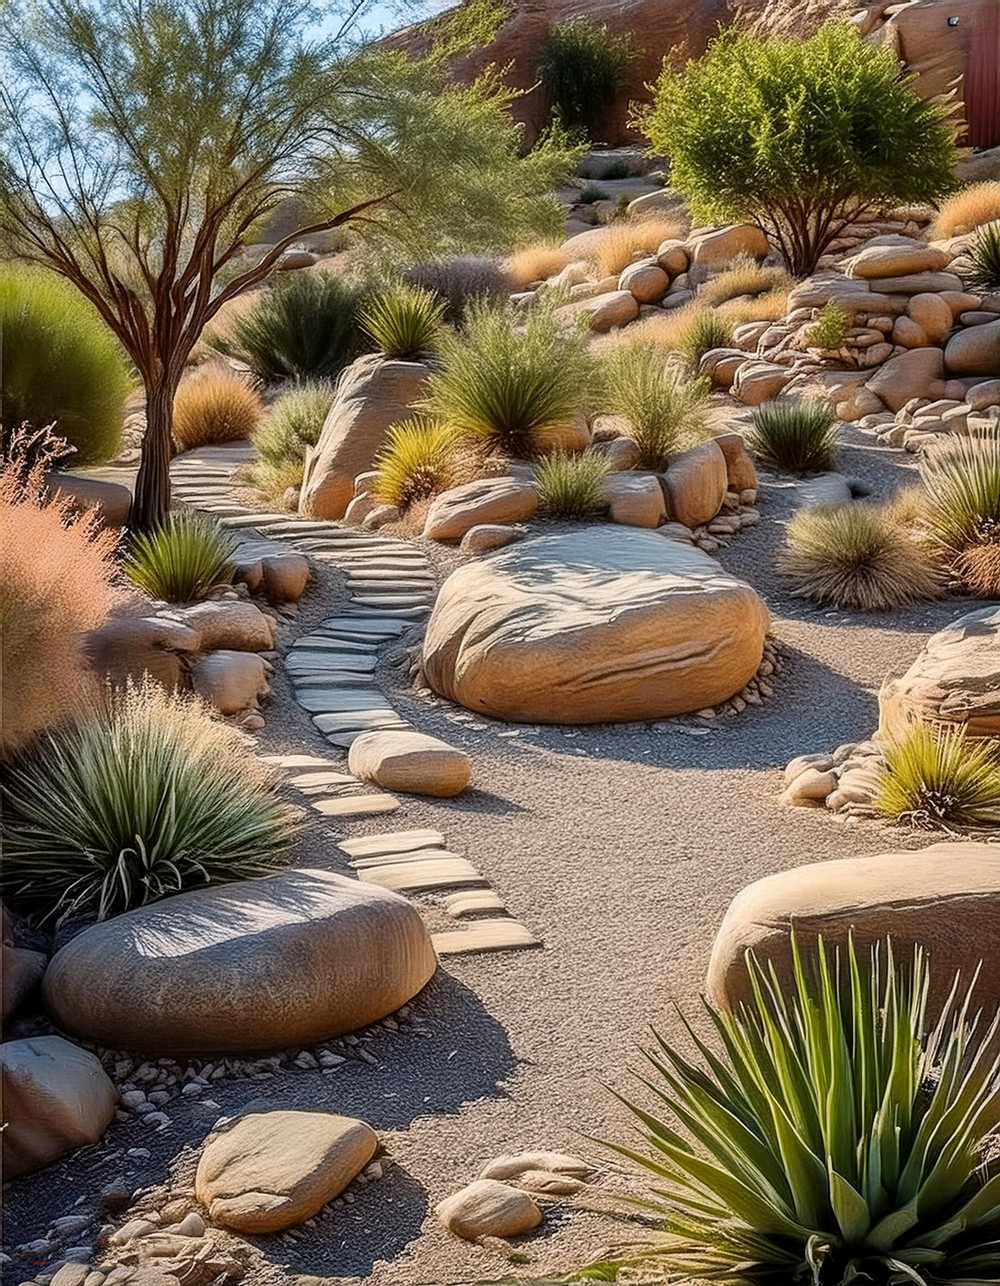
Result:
[640, 24, 959, 277]
[0, 0, 574, 531]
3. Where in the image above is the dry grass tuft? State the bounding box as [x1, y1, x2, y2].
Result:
[0, 465, 119, 757]
[587, 217, 687, 279]
[718, 289, 790, 324]
[590, 302, 702, 356]
[698, 256, 792, 307]
[729, 0, 862, 39]
[955, 535, 1000, 599]
[931, 182, 1000, 238]
[173, 365, 263, 451]
[506, 243, 573, 289]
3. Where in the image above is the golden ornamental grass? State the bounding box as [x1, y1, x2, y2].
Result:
[172, 364, 263, 450]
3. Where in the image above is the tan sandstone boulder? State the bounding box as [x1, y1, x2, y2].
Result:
[84, 614, 200, 691]
[662, 439, 727, 528]
[878, 605, 1000, 740]
[421, 528, 769, 724]
[845, 238, 950, 280]
[618, 261, 670, 303]
[170, 600, 275, 652]
[348, 730, 471, 797]
[558, 289, 640, 333]
[706, 844, 1000, 1019]
[196, 1110, 377, 1233]
[944, 319, 1000, 376]
[689, 224, 769, 265]
[436, 1179, 543, 1241]
[299, 355, 429, 519]
[866, 347, 945, 412]
[424, 477, 539, 542]
[190, 650, 269, 715]
[599, 472, 666, 528]
[1, 1036, 118, 1178]
[42, 869, 437, 1055]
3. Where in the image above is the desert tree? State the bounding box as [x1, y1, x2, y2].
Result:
[639, 23, 959, 277]
[0, 0, 576, 531]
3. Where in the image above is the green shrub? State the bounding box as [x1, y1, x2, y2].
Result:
[252, 381, 335, 464]
[962, 221, 1000, 295]
[0, 679, 299, 923]
[0, 266, 131, 465]
[210, 272, 369, 382]
[596, 158, 630, 181]
[781, 504, 942, 610]
[747, 398, 839, 474]
[537, 19, 637, 140]
[361, 283, 446, 359]
[423, 301, 593, 458]
[602, 344, 708, 470]
[606, 934, 1000, 1284]
[677, 309, 734, 369]
[125, 510, 235, 603]
[373, 417, 458, 509]
[806, 298, 851, 350]
[919, 429, 1000, 559]
[577, 183, 609, 205]
[639, 24, 959, 275]
[535, 450, 610, 519]
[874, 722, 1000, 827]
[402, 257, 512, 325]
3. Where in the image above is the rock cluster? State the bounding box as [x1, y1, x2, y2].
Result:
[436, 1150, 591, 1243]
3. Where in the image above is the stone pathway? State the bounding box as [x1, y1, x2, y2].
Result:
[171, 444, 541, 957]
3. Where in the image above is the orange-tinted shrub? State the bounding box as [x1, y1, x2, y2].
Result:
[172, 365, 263, 451]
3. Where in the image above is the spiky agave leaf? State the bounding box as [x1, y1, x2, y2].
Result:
[602, 935, 1000, 1284]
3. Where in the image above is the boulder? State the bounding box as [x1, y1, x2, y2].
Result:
[892, 316, 929, 349]
[595, 435, 642, 471]
[710, 432, 757, 493]
[47, 472, 132, 529]
[968, 379, 1000, 410]
[1, 1036, 117, 1178]
[436, 1180, 542, 1241]
[845, 240, 950, 279]
[84, 614, 200, 691]
[706, 844, 1000, 1019]
[662, 439, 727, 528]
[227, 546, 309, 604]
[190, 650, 269, 715]
[421, 528, 769, 724]
[907, 292, 954, 344]
[866, 347, 945, 412]
[2, 945, 47, 1020]
[872, 272, 964, 296]
[559, 289, 639, 333]
[299, 355, 429, 519]
[656, 239, 690, 277]
[460, 524, 525, 554]
[689, 225, 769, 266]
[196, 1110, 377, 1234]
[531, 413, 591, 453]
[424, 478, 539, 542]
[169, 601, 275, 652]
[878, 605, 1000, 740]
[945, 319, 1000, 376]
[348, 730, 472, 797]
[42, 869, 437, 1055]
[731, 362, 791, 406]
[599, 471, 666, 528]
[618, 261, 669, 303]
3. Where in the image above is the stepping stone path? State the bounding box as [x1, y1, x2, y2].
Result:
[170, 445, 541, 957]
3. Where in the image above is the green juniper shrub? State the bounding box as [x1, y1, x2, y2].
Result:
[577, 184, 609, 205]
[535, 449, 610, 520]
[246, 381, 335, 500]
[125, 510, 235, 603]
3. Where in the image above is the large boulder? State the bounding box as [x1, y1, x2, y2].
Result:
[42, 869, 437, 1055]
[2, 1036, 117, 1178]
[436, 1180, 543, 1241]
[84, 614, 201, 692]
[866, 347, 945, 413]
[190, 650, 269, 715]
[47, 472, 132, 529]
[421, 528, 769, 724]
[424, 477, 539, 542]
[558, 289, 639, 333]
[878, 605, 1000, 740]
[2, 944, 47, 1020]
[599, 471, 666, 528]
[299, 355, 429, 519]
[689, 224, 769, 265]
[706, 844, 1000, 1019]
[196, 1110, 377, 1233]
[845, 238, 950, 280]
[944, 319, 1000, 376]
[169, 600, 275, 652]
[662, 439, 727, 528]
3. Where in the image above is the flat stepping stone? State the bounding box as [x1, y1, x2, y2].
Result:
[312, 711, 406, 733]
[290, 637, 377, 654]
[432, 920, 542, 955]
[312, 794, 400, 817]
[299, 690, 396, 716]
[340, 829, 445, 858]
[291, 676, 386, 694]
[261, 753, 334, 769]
[337, 606, 428, 621]
[288, 690, 384, 712]
[219, 514, 288, 529]
[359, 858, 485, 893]
[351, 594, 432, 609]
[346, 580, 436, 593]
[287, 770, 359, 790]
[350, 848, 461, 869]
[286, 654, 377, 673]
[442, 890, 507, 918]
[319, 618, 406, 635]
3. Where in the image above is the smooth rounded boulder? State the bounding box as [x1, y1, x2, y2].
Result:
[421, 528, 769, 724]
[348, 730, 471, 797]
[42, 869, 437, 1055]
[706, 843, 1000, 1019]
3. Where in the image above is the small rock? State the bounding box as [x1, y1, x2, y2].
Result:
[436, 1179, 542, 1241]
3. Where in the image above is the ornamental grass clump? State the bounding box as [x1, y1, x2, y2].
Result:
[781, 504, 942, 611]
[919, 431, 1000, 588]
[423, 301, 593, 458]
[171, 365, 263, 451]
[246, 380, 335, 501]
[361, 283, 446, 359]
[535, 450, 610, 519]
[932, 181, 1000, 238]
[677, 308, 734, 370]
[0, 679, 299, 923]
[873, 722, 1000, 828]
[604, 934, 1000, 1285]
[697, 255, 792, 308]
[373, 417, 458, 509]
[125, 510, 235, 603]
[747, 398, 839, 474]
[602, 343, 708, 470]
[962, 221, 1000, 296]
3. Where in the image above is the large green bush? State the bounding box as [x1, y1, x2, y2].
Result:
[537, 19, 637, 139]
[639, 24, 958, 276]
[0, 267, 130, 465]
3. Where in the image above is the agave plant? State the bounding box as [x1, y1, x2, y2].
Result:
[605, 935, 1000, 1285]
[360, 283, 446, 359]
[125, 509, 235, 602]
[748, 398, 839, 475]
[874, 721, 1000, 828]
[535, 449, 611, 519]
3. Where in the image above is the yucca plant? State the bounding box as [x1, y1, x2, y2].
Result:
[1, 679, 299, 923]
[678, 309, 734, 370]
[602, 343, 709, 470]
[125, 510, 235, 602]
[781, 504, 942, 611]
[373, 416, 459, 510]
[748, 398, 839, 475]
[361, 283, 446, 359]
[423, 300, 593, 458]
[919, 430, 1000, 560]
[604, 934, 1000, 1285]
[535, 450, 610, 519]
[874, 722, 1000, 828]
[962, 221, 1000, 295]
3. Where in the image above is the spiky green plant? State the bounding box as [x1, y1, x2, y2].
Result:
[748, 398, 839, 475]
[781, 504, 942, 610]
[0, 679, 299, 923]
[807, 298, 851, 350]
[602, 343, 709, 470]
[874, 722, 1000, 828]
[423, 300, 593, 458]
[678, 309, 734, 369]
[535, 450, 610, 519]
[604, 934, 1000, 1285]
[373, 416, 458, 509]
[962, 221, 1000, 295]
[919, 430, 1000, 559]
[125, 510, 235, 603]
[361, 283, 446, 359]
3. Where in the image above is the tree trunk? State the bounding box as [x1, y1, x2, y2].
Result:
[129, 377, 177, 534]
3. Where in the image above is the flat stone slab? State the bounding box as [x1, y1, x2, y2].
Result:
[350, 848, 462, 869]
[319, 618, 407, 635]
[359, 858, 486, 892]
[442, 890, 507, 918]
[340, 830, 446, 857]
[432, 920, 542, 954]
[289, 691, 385, 712]
[286, 654, 378, 673]
[290, 637, 378, 654]
[262, 754, 335, 770]
[287, 770, 359, 790]
[312, 711, 407, 733]
[311, 795, 400, 817]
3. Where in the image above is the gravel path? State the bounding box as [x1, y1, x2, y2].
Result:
[7, 427, 990, 1286]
